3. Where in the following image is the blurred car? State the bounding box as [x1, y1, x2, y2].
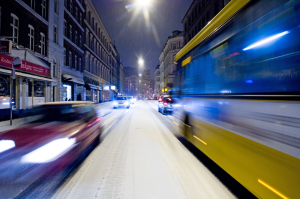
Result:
[0, 101, 102, 198]
[127, 96, 135, 104]
[158, 96, 173, 115]
[113, 96, 130, 109]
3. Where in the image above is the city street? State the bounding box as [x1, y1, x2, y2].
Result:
[49, 101, 235, 199]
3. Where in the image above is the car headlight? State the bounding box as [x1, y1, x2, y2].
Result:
[21, 138, 76, 163]
[124, 102, 129, 105]
[0, 140, 15, 153]
[113, 102, 118, 105]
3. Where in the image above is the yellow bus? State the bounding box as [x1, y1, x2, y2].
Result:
[173, 0, 300, 198]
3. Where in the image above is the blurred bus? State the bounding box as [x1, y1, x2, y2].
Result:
[173, 0, 300, 198]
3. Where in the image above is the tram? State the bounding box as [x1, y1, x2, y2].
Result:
[173, 0, 300, 198]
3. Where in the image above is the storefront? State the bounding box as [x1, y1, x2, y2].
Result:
[0, 51, 54, 120]
[62, 74, 84, 101]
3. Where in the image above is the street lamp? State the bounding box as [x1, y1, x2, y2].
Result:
[138, 58, 144, 66]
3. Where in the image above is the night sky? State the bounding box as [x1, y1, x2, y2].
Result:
[92, 0, 193, 78]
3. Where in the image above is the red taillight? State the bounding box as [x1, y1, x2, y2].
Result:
[164, 102, 168, 107]
[88, 117, 102, 127]
[158, 99, 162, 102]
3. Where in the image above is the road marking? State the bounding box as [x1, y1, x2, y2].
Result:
[173, 121, 179, 126]
[193, 135, 207, 145]
[258, 179, 288, 199]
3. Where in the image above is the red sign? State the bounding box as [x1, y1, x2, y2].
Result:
[0, 54, 49, 77]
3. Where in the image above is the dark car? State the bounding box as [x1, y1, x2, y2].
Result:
[158, 96, 173, 115]
[0, 101, 102, 198]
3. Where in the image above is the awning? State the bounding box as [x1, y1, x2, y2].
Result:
[88, 83, 99, 90]
[0, 68, 55, 82]
[63, 74, 84, 85]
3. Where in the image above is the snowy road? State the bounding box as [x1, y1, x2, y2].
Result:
[51, 101, 236, 199]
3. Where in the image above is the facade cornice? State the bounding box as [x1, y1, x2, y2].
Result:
[64, 36, 84, 54]
[76, 0, 85, 12]
[84, 70, 100, 81]
[64, 8, 84, 31]
[16, 0, 49, 25]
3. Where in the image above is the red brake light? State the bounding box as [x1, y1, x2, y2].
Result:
[164, 102, 168, 107]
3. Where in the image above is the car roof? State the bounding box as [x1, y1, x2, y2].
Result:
[42, 101, 94, 106]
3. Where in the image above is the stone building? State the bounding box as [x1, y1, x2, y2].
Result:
[182, 0, 231, 45]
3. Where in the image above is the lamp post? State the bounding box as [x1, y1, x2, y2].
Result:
[10, 57, 21, 125]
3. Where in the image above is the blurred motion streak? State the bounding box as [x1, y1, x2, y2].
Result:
[193, 135, 207, 146]
[258, 179, 288, 199]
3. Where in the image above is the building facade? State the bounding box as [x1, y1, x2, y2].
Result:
[162, 30, 183, 93]
[0, 0, 54, 120]
[0, 0, 124, 121]
[154, 65, 160, 98]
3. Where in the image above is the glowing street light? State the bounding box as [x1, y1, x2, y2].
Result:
[139, 74, 142, 76]
[136, 0, 151, 8]
[138, 58, 144, 66]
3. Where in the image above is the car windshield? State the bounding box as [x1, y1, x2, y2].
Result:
[27, 105, 95, 123]
[117, 97, 127, 100]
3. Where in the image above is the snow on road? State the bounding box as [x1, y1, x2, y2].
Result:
[52, 101, 236, 199]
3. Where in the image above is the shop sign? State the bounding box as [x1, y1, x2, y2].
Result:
[0, 40, 12, 54]
[103, 86, 109, 91]
[111, 85, 116, 90]
[0, 54, 49, 77]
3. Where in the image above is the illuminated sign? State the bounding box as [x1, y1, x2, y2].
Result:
[104, 86, 109, 90]
[182, 56, 191, 66]
[111, 86, 116, 90]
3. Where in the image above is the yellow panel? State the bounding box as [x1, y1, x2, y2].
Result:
[182, 56, 191, 67]
[174, 0, 251, 62]
[183, 120, 300, 199]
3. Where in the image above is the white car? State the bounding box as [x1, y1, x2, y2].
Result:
[113, 97, 130, 109]
[127, 96, 135, 104]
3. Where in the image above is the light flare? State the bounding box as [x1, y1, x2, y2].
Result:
[0, 140, 15, 153]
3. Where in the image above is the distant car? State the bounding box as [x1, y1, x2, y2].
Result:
[158, 96, 173, 115]
[0, 102, 102, 197]
[127, 96, 135, 104]
[113, 96, 130, 109]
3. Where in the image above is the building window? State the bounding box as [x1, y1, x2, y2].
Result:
[64, 20, 67, 36]
[30, 0, 36, 10]
[54, 25, 58, 44]
[41, 0, 46, 18]
[64, 0, 67, 7]
[64, 49, 66, 65]
[70, 0, 73, 14]
[69, 51, 72, 67]
[74, 55, 77, 69]
[75, 7, 78, 20]
[79, 57, 82, 71]
[69, 25, 72, 40]
[172, 44, 176, 50]
[10, 14, 19, 44]
[28, 25, 35, 51]
[79, 35, 82, 48]
[40, 33, 45, 56]
[53, 58, 57, 77]
[0, 7, 1, 33]
[54, 0, 59, 14]
[79, 13, 82, 25]
[75, 31, 78, 45]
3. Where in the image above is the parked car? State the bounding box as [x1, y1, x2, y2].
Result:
[113, 96, 130, 109]
[158, 96, 173, 115]
[0, 101, 102, 198]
